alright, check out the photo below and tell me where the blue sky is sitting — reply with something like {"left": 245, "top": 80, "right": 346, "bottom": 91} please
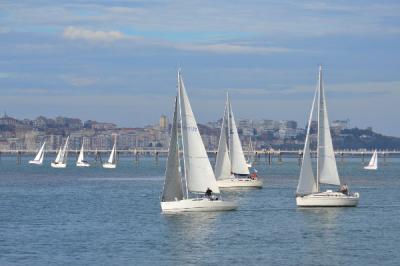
{"left": 0, "top": 0, "right": 399, "bottom": 135}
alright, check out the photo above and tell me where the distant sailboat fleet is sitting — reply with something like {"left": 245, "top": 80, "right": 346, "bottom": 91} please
{"left": 25, "top": 66, "right": 371, "bottom": 211}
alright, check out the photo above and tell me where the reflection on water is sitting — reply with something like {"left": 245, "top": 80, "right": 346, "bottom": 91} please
{"left": 161, "top": 212, "right": 221, "bottom": 264}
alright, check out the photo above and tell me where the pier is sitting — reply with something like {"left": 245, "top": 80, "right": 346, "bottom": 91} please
{"left": 1, "top": 149, "right": 399, "bottom": 165}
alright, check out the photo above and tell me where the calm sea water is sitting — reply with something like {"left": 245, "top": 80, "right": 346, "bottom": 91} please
{"left": 0, "top": 155, "right": 399, "bottom": 266}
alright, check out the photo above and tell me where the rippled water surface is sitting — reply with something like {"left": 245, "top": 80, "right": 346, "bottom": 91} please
{"left": 0, "top": 155, "right": 399, "bottom": 265}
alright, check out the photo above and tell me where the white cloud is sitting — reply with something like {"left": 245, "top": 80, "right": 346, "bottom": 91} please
{"left": 63, "top": 26, "right": 125, "bottom": 42}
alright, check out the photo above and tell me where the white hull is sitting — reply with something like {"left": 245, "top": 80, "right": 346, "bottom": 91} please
{"left": 217, "top": 178, "right": 263, "bottom": 188}
{"left": 103, "top": 163, "right": 116, "bottom": 169}
{"left": 161, "top": 198, "right": 237, "bottom": 212}
{"left": 51, "top": 162, "right": 67, "bottom": 168}
{"left": 296, "top": 191, "right": 360, "bottom": 207}
{"left": 29, "top": 160, "right": 42, "bottom": 165}
{"left": 77, "top": 162, "right": 90, "bottom": 167}
{"left": 364, "top": 166, "right": 377, "bottom": 170}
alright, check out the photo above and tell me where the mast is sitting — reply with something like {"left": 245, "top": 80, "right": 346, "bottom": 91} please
{"left": 227, "top": 92, "right": 231, "bottom": 156}
{"left": 316, "top": 65, "right": 322, "bottom": 192}
{"left": 178, "top": 70, "right": 189, "bottom": 199}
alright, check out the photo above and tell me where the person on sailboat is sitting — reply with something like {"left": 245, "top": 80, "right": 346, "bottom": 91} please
{"left": 339, "top": 184, "right": 349, "bottom": 195}
{"left": 205, "top": 187, "right": 213, "bottom": 199}
{"left": 250, "top": 170, "right": 258, "bottom": 180}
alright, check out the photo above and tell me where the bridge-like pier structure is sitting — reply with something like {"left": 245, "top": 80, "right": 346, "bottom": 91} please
{"left": 1, "top": 149, "right": 399, "bottom": 165}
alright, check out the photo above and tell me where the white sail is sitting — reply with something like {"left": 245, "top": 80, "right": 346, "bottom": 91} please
{"left": 366, "top": 150, "right": 378, "bottom": 169}
{"left": 297, "top": 86, "right": 318, "bottom": 195}
{"left": 162, "top": 96, "right": 184, "bottom": 201}
{"left": 227, "top": 95, "right": 250, "bottom": 175}
{"left": 108, "top": 141, "right": 116, "bottom": 164}
{"left": 59, "top": 136, "right": 69, "bottom": 164}
{"left": 33, "top": 142, "right": 46, "bottom": 162}
{"left": 317, "top": 67, "right": 341, "bottom": 186}
{"left": 247, "top": 137, "right": 255, "bottom": 166}
{"left": 178, "top": 72, "right": 220, "bottom": 193}
{"left": 215, "top": 101, "right": 232, "bottom": 180}
{"left": 77, "top": 143, "right": 85, "bottom": 163}
{"left": 54, "top": 148, "right": 62, "bottom": 163}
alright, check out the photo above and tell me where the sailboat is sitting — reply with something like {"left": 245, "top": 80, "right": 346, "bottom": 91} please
{"left": 296, "top": 66, "right": 359, "bottom": 207}
{"left": 246, "top": 137, "right": 255, "bottom": 168}
{"left": 215, "top": 93, "right": 263, "bottom": 188}
{"left": 160, "top": 71, "right": 237, "bottom": 212}
{"left": 29, "top": 141, "right": 46, "bottom": 165}
{"left": 103, "top": 136, "right": 117, "bottom": 169}
{"left": 364, "top": 150, "right": 378, "bottom": 170}
{"left": 51, "top": 136, "right": 69, "bottom": 168}
{"left": 76, "top": 140, "right": 90, "bottom": 167}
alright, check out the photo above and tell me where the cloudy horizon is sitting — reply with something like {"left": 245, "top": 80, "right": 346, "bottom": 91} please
{"left": 0, "top": 0, "right": 399, "bottom": 136}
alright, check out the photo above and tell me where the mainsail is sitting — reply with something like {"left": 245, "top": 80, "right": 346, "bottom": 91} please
{"left": 77, "top": 142, "right": 85, "bottom": 163}
{"left": 161, "top": 96, "right": 184, "bottom": 201}
{"left": 297, "top": 86, "right": 318, "bottom": 195}
{"left": 215, "top": 100, "right": 232, "bottom": 180}
{"left": 60, "top": 136, "right": 69, "bottom": 164}
{"left": 178, "top": 71, "right": 220, "bottom": 193}
{"left": 33, "top": 142, "right": 46, "bottom": 163}
{"left": 317, "top": 67, "right": 341, "bottom": 186}
{"left": 108, "top": 141, "right": 116, "bottom": 164}
{"left": 54, "top": 147, "right": 62, "bottom": 163}
{"left": 227, "top": 95, "right": 250, "bottom": 175}
{"left": 367, "top": 150, "right": 378, "bottom": 169}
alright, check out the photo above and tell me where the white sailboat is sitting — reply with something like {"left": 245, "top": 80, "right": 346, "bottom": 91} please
{"left": 51, "top": 136, "right": 69, "bottom": 168}
{"left": 160, "top": 71, "right": 237, "bottom": 212}
{"left": 76, "top": 140, "right": 90, "bottom": 167}
{"left": 364, "top": 150, "right": 378, "bottom": 170}
{"left": 215, "top": 93, "right": 262, "bottom": 188}
{"left": 246, "top": 137, "right": 255, "bottom": 168}
{"left": 103, "top": 136, "right": 117, "bottom": 169}
{"left": 296, "top": 66, "right": 359, "bottom": 207}
{"left": 29, "top": 141, "right": 46, "bottom": 165}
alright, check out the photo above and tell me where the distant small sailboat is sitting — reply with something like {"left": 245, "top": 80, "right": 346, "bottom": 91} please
{"left": 296, "top": 66, "right": 359, "bottom": 207}
{"left": 246, "top": 137, "right": 255, "bottom": 168}
{"left": 103, "top": 137, "right": 117, "bottom": 169}
{"left": 29, "top": 141, "right": 46, "bottom": 165}
{"left": 215, "top": 93, "right": 262, "bottom": 188}
{"left": 76, "top": 141, "right": 90, "bottom": 167}
{"left": 364, "top": 150, "right": 378, "bottom": 170}
{"left": 51, "top": 137, "right": 69, "bottom": 168}
{"left": 160, "top": 70, "right": 237, "bottom": 212}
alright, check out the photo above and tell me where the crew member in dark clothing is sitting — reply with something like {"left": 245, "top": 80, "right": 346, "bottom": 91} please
{"left": 205, "top": 187, "right": 212, "bottom": 198}
{"left": 339, "top": 184, "right": 349, "bottom": 195}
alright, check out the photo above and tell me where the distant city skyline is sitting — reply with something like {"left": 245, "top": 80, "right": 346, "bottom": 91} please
{"left": 0, "top": 1, "right": 399, "bottom": 135}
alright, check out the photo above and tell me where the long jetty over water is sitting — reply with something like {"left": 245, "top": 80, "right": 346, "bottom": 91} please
{"left": 1, "top": 149, "right": 399, "bottom": 165}
{"left": 1, "top": 149, "right": 399, "bottom": 155}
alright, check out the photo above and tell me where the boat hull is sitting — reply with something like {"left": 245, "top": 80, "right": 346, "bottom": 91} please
{"left": 296, "top": 191, "right": 360, "bottom": 207}
{"left": 51, "top": 162, "right": 66, "bottom": 168}
{"left": 103, "top": 163, "right": 116, "bottom": 169}
{"left": 77, "top": 162, "right": 90, "bottom": 167}
{"left": 161, "top": 198, "right": 237, "bottom": 212}
{"left": 29, "top": 160, "right": 42, "bottom": 165}
{"left": 217, "top": 178, "right": 263, "bottom": 188}
{"left": 364, "top": 166, "right": 377, "bottom": 170}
